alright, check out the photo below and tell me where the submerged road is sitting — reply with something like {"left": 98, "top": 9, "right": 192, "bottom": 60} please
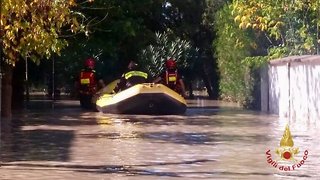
{"left": 0, "top": 99, "right": 319, "bottom": 179}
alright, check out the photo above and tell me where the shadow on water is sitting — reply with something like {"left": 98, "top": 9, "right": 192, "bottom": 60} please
{"left": 78, "top": 128, "right": 270, "bottom": 146}
{"left": 0, "top": 159, "right": 217, "bottom": 178}
{"left": 17, "top": 115, "right": 100, "bottom": 126}
{"left": 1, "top": 125, "right": 74, "bottom": 162}
{"left": 88, "top": 109, "right": 273, "bottom": 146}
{"left": 1, "top": 100, "right": 87, "bottom": 162}
{"left": 139, "top": 131, "right": 270, "bottom": 146}
{"left": 1, "top": 161, "right": 312, "bottom": 178}
{"left": 1, "top": 112, "right": 76, "bottom": 163}
{"left": 98, "top": 109, "right": 274, "bottom": 128}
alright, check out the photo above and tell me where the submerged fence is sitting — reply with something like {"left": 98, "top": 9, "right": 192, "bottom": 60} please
{"left": 261, "top": 55, "right": 320, "bottom": 124}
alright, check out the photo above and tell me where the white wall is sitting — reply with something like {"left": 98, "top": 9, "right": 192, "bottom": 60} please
{"left": 263, "top": 55, "right": 320, "bottom": 125}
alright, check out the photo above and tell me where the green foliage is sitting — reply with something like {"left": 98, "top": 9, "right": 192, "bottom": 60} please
{"left": 267, "top": 46, "right": 290, "bottom": 60}
{"left": 82, "top": 0, "right": 162, "bottom": 55}
{"left": 214, "top": 3, "right": 267, "bottom": 107}
{"left": 203, "top": 0, "right": 229, "bottom": 28}
{"left": 214, "top": 4, "right": 248, "bottom": 104}
{"left": 213, "top": 0, "right": 320, "bottom": 107}
{"left": 47, "top": 0, "right": 166, "bottom": 86}
{"left": 243, "top": 56, "right": 268, "bottom": 68}
{"left": 138, "top": 30, "right": 196, "bottom": 77}
{"left": 1, "top": 0, "right": 79, "bottom": 65}
{"left": 232, "top": 0, "right": 320, "bottom": 55}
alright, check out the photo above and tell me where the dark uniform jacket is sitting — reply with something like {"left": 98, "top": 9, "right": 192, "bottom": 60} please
{"left": 114, "top": 69, "right": 150, "bottom": 92}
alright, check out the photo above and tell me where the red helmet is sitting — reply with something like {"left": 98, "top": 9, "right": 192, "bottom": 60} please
{"left": 85, "top": 57, "right": 95, "bottom": 69}
{"left": 165, "top": 58, "right": 176, "bottom": 69}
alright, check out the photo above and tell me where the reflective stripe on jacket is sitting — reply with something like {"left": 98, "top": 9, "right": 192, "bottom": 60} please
{"left": 124, "top": 70, "right": 148, "bottom": 79}
{"left": 79, "top": 70, "right": 97, "bottom": 94}
{"left": 165, "top": 70, "right": 177, "bottom": 85}
{"left": 80, "top": 71, "right": 95, "bottom": 85}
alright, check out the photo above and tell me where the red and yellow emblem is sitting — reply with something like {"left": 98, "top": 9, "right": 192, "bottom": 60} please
{"left": 275, "top": 124, "right": 299, "bottom": 161}
{"left": 266, "top": 124, "right": 308, "bottom": 171}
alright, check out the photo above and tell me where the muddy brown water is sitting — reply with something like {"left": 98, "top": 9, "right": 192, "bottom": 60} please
{"left": 0, "top": 99, "right": 319, "bottom": 179}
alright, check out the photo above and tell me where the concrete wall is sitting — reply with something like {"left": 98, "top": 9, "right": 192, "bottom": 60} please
{"left": 262, "top": 55, "right": 320, "bottom": 124}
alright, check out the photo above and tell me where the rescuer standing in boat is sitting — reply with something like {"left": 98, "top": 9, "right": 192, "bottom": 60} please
{"left": 153, "top": 58, "right": 186, "bottom": 98}
{"left": 113, "top": 60, "right": 150, "bottom": 93}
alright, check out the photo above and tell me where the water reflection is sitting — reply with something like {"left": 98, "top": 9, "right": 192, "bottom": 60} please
{"left": 0, "top": 99, "right": 319, "bottom": 179}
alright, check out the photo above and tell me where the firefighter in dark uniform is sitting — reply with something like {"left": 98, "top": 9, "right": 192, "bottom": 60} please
{"left": 153, "top": 58, "right": 186, "bottom": 98}
{"left": 113, "top": 61, "right": 150, "bottom": 93}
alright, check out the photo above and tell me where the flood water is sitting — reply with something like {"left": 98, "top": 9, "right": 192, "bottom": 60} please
{"left": 0, "top": 99, "right": 319, "bottom": 179}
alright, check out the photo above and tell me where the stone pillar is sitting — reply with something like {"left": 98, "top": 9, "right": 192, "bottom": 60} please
{"left": 260, "top": 64, "right": 269, "bottom": 112}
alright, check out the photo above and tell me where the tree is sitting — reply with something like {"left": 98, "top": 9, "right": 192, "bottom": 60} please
{"left": 232, "top": 0, "right": 320, "bottom": 55}
{"left": 52, "top": 0, "right": 167, "bottom": 86}
{"left": 214, "top": 4, "right": 251, "bottom": 103}
{"left": 211, "top": 0, "right": 320, "bottom": 107}
{"left": 158, "top": 0, "right": 229, "bottom": 99}
{"left": 138, "top": 30, "right": 197, "bottom": 78}
{"left": 0, "top": 0, "right": 79, "bottom": 118}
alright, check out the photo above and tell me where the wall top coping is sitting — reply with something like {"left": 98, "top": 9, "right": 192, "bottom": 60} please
{"left": 269, "top": 55, "right": 320, "bottom": 66}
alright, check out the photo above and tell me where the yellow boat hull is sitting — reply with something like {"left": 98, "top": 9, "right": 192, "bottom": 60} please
{"left": 96, "top": 83, "right": 187, "bottom": 115}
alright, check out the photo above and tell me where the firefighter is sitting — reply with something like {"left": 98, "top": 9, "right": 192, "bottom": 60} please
{"left": 78, "top": 57, "right": 101, "bottom": 109}
{"left": 113, "top": 60, "right": 150, "bottom": 93}
{"left": 153, "top": 58, "right": 186, "bottom": 98}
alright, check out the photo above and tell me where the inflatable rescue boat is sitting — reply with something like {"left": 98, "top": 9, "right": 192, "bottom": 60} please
{"left": 96, "top": 83, "right": 187, "bottom": 115}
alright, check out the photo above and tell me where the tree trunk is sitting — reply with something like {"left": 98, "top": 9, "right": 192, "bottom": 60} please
{"left": 201, "top": 72, "right": 214, "bottom": 98}
{"left": 201, "top": 53, "right": 219, "bottom": 100}
{"left": 12, "top": 59, "right": 25, "bottom": 110}
{"left": 201, "top": 56, "right": 214, "bottom": 99}
{"left": 1, "top": 64, "right": 13, "bottom": 118}
{"left": 188, "top": 80, "right": 194, "bottom": 99}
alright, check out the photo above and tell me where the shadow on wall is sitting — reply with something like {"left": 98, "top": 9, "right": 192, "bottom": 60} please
{"left": 308, "top": 65, "right": 320, "bottom": 122}
{"left": 246, "top": 68, "right": 262, "bottom": 110}
{"left": 268, "top": 64, "right": 288, "bottom": 116}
